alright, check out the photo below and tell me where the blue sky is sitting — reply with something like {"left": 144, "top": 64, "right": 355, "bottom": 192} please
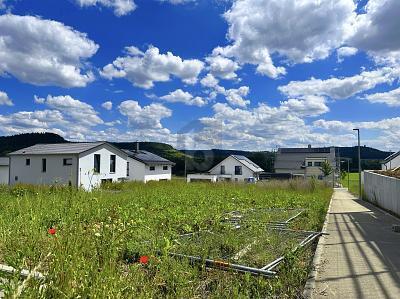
{"left": 0, "top": 0, "right": 399, "bottom": 151}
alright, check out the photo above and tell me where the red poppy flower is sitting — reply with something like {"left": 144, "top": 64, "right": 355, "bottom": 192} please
{"left": 139, "top": 255, "right": 149, "bottom": 264}
{"left": 48, "top": 227, "right": 56, "bottom": 235}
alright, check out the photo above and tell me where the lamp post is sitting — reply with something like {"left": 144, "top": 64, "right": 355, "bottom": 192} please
{"left": 353, "top": 129, "right": 361, "bottom": 200}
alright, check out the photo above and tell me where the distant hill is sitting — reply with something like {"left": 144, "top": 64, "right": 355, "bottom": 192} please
{"left": 337, "top": 146, "right": 393, "bottom": 171}
{"left": 0, "top": 133, "right": 67, "bottom": 156}
{"left": 0, "top": 133, "right": 393, "bottom": 174}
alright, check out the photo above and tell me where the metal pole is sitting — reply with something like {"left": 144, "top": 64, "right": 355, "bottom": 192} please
{"left": 353, "top": 129, "right": 361, "bottom": 200}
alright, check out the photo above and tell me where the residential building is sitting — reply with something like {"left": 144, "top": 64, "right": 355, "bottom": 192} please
{"left": 381, "top": 151, "right": 400, "bottom": 170}
{"left": 8, "top": 142, "right": 128, "bottom": 190}
{"left": 0, "top": 157, "right": 9, "bottom": 185}
{"left": 187, "top": 155, "right": 264, "bottom": 182}
{"left": 274, "top": 146, "right": 336, "bottom": 178}
{"left": 124, "top": 149, "right": 175, "bottom": 182}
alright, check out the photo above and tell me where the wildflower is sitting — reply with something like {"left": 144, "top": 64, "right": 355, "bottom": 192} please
{"left": 48, "top": 227, "right": 56, "bottom": 235}
{"left": 139, "top": 255, "right": 149, "bottom": 265}
{"left": 95, "top": 232, "right": 101, "bottom": 237}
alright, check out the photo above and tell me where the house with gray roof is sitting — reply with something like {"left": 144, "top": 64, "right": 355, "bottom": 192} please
{"left": 123, "top": 148, "right": 175, "bottom": 182}
{"left": 187, "top": 155, "right": 264, "bottom": 183}
{"left": 274, "top": 145, "right": 336, "bottom": 178}
{"left": 381, "top": 151, "right": 400, "bottom": 170}
{"left": 8, "top": 142, "right": 128, "bottom": 190}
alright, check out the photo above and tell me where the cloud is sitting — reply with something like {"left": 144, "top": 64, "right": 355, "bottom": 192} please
{"left": 216, "top": 0, "right": 356, "bottom": 78}
{"left": 279, "top": 67, "right": 400, "bottom": 99}
{"left": 363, "top": 87, "right": 400, "bottom": 107}
{"left": 0, "top": 14, "right": 98, "bottom": 88}
{"left": 280, "top": 96, "right": 329, "bottom": 117}
{"left": 34, "top": 95, "right": 103, "bottom": 126}
{"left": 101, "top": 45, "right": 204, "bottom": 89}
{"left": 337, "top": 46, "right": 358, "bottom": 62}
{"left": 200, "top": 73, "right": 219, "bottom": 88}
{"left": 224, "top": 86, "right": 250, "bottom": 107}
{"left": 0, "top": 91, "right": 13, "bottom": 106}
{"left": 118, "top": 100, "right": 172, "bottom": 129}
{"left": 205, "top": 53, "right": 240, "bottom": 80}
{"left": 75, "top": 0, "right": 136, "bottom": 16}
{"left": 160, "top": 89, "right": 207, "bottom": 106}
{"left": 101, "top": 101, "right": 113, "bottom": 110}
{"left": 348, "top": 0, "right": 400, "bottom": 65}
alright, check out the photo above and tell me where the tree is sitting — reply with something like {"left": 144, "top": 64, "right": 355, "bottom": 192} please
{"left": 320, "top": 161, "right": 333, "bottom": 177}
{"left": 340, "top": 170, "right": 347, "bottom": 181}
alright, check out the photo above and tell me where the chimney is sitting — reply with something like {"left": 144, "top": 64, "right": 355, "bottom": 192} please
{"left": 136, "top": 141, "right": 139, "bottom": 152}
{"left": 308, "top": 144, "right": 312, "bottom": 149}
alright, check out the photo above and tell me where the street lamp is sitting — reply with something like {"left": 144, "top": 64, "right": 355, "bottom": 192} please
{"left": 353, "top": 128, "right": 362, "bottom": 200}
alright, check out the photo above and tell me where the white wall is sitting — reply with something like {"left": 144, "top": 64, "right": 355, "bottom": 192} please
{"left": 0, "top": 165, "right": 9, "bottom": 184}
{"left": 144, "top": 164, "right": 172, "bottom": 182}
{"left": 364, "top": 170, "right": 400, "bottom": 216}
{"left": 381, "top": 154, "right": 400, "bottom": 170}
{"left": 126, "top": 157, "right": 146, "bottom": 181}
{"left": 78, "top": 144, "right": 127, "bottom": 190}
{"left": 9, "top": 155, "right": 78, "bottom": 186}
{"left": 209, "top": 156, "right": 254, "bottom": 181}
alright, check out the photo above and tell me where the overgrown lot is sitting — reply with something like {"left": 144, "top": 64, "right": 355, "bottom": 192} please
{"left": 0, "top": 180, "right": 332, "bottom": 298}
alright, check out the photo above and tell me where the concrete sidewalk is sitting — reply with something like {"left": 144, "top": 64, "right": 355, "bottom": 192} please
{"left": 311, "top": 188, "right": 400, "bottom": 298}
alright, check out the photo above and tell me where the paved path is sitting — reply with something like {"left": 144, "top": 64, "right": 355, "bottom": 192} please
{"left": 311, "top": 188, "right": 400, "bottom": 298}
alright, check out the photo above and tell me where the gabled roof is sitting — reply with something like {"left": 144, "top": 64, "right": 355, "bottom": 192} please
{"left": 0, "top": 157, "right": 9, "bottom": 166}
{"left": 231, "top": 155, "right": 264, "bottom": 172}
{"left": 8, "top": 142, "right": 127, "bottom": 156}
{"left": 124, "top": 149, "right": 175, "bottom": 166}
{"left": 382, "top": 151, "right": 400, "bottom": 163}
{"left": 210, "top": 155, "right": 264, "bottom": 173}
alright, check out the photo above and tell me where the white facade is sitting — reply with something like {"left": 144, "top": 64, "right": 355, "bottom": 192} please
{"left": 381, "top": 152, "right": 400, "bottom": 170}
{"left": 187, "top": 155, "right": 263, "bottom": 183}
{"left": 0, "top": 157, "right": 9, "bottom": 185}
{"left": 209, "top": 156, "right": 256, "bottom": 181}
{"left": 9, "top": 143, "right": 128, "bottom": 190}
{"left": 127, "top": 157, "right": 172, "bottom": 183}
{"left": 78, "top": 144, "right": 128, "bottom": 189}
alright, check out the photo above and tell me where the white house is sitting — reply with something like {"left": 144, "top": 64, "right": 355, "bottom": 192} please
{"left": 381, "top": 151, "right": 400, "bottom": 170}
{"left": 124, "top": 149, "right": 175, "bottom": 182}
{"left": 8, "top": 142, "right": 128, "bottom": 190}
{"left": 0, "top": 157, "right": 9, "bottom": 185}
{"left": 187, "top": 155, "right": 264, "bottom": 183}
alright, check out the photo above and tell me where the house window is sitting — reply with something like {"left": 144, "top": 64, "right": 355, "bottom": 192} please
{"left": 221, "top": 165, "right": 225, "bottom": 174}
{"left": 235, "top": 166, "right": 242, "bottom": 175}
{"left": 149, "top": 166, "right": 155, "bottom": 171}
{"left": 127, "top": 162, "right": 130, "bottom": 176}
{"left": 63, "top": 158, "right": 72, "bottom": 166}
{"left": 26, "top": 158, "right": 30, "bottom": 166}
{"left": 307, "top": 162, "right": 313, "bottom": 167}
{"left": 314, "top": 162, "right": 322, "bottom": 167}
{"left": 94, "top": 154, "right": 101, "bottom": 173}
{"left": 110, "top": 155, "right": 116, "bottom": 173}
{"left": 42, "top": 158, "right": 47, "bottom": 173}
{"left": 163, "top": 165, "right": 168, "bottom": 171}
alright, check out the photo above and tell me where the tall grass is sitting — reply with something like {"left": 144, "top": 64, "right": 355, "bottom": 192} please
{"left": 0, "top": 180, "right": 332, "bottom": 298}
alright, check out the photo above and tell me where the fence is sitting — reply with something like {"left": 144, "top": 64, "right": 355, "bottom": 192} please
{"left": 363, "top": 170, "right": 400, "bottom": 216}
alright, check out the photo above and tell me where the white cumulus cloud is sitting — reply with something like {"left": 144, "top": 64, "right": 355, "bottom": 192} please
{"left": 337, "top": 46, "right": 358, "bottom": 62}
{"left": 0, "top": 91, "right": 13, "bottom": 106}
{"left": 160, "top": 89, "right": 207, "bottom": 106}
{"left": 118, "top": 100, "right": 172, "bottom": 129}
{"left": 0, "top": 14, "right": 98, "bottom": 88}
{"left": 101, "top": 101, "right": 113, "bottom": 110}
{"left": 363, "top": 87, "right": 400, "bottom": 107}
{"left": 101, "top": 45, "right": 204, "bottom": 89}
{"left": 75, "top": 0, "right": 136, "bottom": 16}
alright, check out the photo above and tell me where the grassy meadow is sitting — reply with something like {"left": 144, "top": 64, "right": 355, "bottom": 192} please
{"left": 0, "top": 180, "right": 332, "bottom": 298}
